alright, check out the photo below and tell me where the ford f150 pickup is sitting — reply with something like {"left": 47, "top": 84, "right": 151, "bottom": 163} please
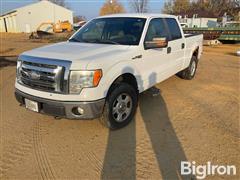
{"left": 15, "top": 14, "right": 203, "bottom": 129}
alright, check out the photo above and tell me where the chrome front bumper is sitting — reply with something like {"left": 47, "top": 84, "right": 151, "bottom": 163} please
{"left": 15, "top": 89, "right": 105, "bottom": 119}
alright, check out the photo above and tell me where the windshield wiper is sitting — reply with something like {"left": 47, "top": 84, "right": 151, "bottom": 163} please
{"left": 70, "top": 38, "right": 121, "bottom": 45}
{"left": 69, "top": 38, "right": 81, "bottom": 42}
{"left": 98, "top": 39, "right": 120, "bottom": 45}
{"left": 88, "top": 39, "right": 121, "bottom": 45}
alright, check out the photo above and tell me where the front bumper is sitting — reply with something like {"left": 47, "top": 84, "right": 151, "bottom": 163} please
{"left": 15, "top": 89, "right": 105, "bottom": 119}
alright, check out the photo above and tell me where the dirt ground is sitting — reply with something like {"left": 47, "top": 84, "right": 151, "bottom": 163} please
{"left": 0, "top": 33, "right": 239, "bottom": 179}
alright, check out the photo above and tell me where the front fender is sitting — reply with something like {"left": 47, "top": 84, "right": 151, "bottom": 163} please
{"left": 101, "top": 62, "right": 142, "bottom": 97}
{"left": 78, "top": 62, "right": 142, "bottom": 101}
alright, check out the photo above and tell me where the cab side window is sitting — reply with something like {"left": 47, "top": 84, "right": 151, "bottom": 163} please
{"left": 165, "top": 18, "right": 182, "bottom": 40}
{"left": 145, "top": 18, "right": 170, "bottom": 42}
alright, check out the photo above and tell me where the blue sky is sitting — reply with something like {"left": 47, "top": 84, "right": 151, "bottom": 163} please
{"left": 1, "top": 0, "right": 165, "bottom": 19}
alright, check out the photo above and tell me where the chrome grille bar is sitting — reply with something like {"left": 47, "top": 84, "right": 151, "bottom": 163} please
{"left": 22, "top": 63, "right": 58, "bottom": 74}
{"left": 17, "top": 55, "right": 71, "bottom": 94}
{"left": 21, "top": 76, "right": 56, "bottom": 88}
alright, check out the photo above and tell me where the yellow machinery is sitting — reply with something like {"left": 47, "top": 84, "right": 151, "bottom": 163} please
{"left": 37, "top": 21, "right": 72, "bottom": 33}
{"left": 29, "top": 21, "right": 72, "bottom": 39}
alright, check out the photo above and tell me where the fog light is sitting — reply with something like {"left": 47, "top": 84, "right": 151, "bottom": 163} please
{"left": 77, "top": 107, "right": 84, "bottom": 114}
{"left": 72, "top": 107, "right": 84, "bottom": 116}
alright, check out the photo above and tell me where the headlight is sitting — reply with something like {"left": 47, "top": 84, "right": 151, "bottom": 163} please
{"left": 16, "top": 60, "right": 22, "bottom": 79}
{"left": 69, "top": 70, "right": 102, "bottom": 94}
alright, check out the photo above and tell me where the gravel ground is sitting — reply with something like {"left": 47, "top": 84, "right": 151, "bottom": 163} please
{"left": 0, "top": 33, "right": 239, "bottom": 179}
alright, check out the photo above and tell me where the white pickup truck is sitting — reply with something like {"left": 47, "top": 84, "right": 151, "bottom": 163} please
{"left": 15, "top": 14, "right": 203, "bottom": 129}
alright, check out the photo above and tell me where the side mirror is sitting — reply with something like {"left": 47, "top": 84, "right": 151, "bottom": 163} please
{"left": 145, "top": 37, "right": 168, "bottom": 49}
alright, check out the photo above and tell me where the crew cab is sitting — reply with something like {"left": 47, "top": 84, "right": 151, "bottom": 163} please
{"left": 15, "top": 14, "right": 203, "bottom": 129}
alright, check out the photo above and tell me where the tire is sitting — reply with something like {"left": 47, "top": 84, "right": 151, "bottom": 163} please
{"left": 177, "top": 56, "right": 198, "bottom": 80}
{"left": 100, "top": 82, "right": 138, "bottom": 130}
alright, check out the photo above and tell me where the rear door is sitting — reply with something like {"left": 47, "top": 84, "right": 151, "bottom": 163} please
{"left": 165, "top": 18, "right": 185, "bottom": 72}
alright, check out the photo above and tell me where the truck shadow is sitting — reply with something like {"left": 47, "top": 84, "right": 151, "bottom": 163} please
{"left": 0, "top": 56, "right": 17, "bottom": 69}
{"left": 101, "top": 69, "right": 193, "bottom": 179}
{"left": 139, "top": 72, "right": 193, "bottom": 179}
{"left": 101, "top": 118, "right": 136, "bottom": 179}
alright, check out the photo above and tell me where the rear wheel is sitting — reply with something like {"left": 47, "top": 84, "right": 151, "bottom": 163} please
{"left": 100, "top": 83, "right": 138, "bottom": 130}
{"left": 177, "top": 56, "right": 198, "bottom": 80}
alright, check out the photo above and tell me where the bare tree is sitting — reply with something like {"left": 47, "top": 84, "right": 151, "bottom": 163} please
{"left": 162, "top": 0, "right": 173, "bottom": 14}
{"left": 129, "top": 0, "right": 149, "bottom": 13}
{"left": 162, "top": 0, "right": 239, "bottom": 18}
{"left": 73, "top": 15, "right": 86, "bottom": 23}
{"left": 163, "top": 0, "right": 190, "bottom": 15}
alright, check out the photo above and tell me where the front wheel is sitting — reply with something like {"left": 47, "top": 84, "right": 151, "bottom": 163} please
{"left": 100, "top": 83, "right": 138, "bottom": 130}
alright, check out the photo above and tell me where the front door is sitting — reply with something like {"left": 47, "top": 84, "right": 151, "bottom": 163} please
{"left": 138, "top": 18, "right": 172, "bottom": 90}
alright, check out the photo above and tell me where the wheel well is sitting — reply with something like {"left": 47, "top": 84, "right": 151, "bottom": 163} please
{"left": 193, "top": 47, "right": 199, "bottom": 58}
{"left": 107, "top": 73, "right": 138, "bottom": 97}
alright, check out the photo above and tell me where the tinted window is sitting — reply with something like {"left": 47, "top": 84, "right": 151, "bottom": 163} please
{"left": 70, "top": 18, "right": 146, "bottom": 45}
{"left": 165, "top": 18, "right": 182, "bottom": 40}
{"left": 145, "top": 18, "right": 170, "bottom": 41}
{"left": 82, "top": 21, "right": 105, "bottom": 40}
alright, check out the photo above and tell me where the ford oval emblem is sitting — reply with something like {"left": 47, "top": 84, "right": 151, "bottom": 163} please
{"left": 29, "top": 71, "right": 40, "bottom": 80}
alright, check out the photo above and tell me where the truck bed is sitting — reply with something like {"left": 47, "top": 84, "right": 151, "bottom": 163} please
{"left": 183, "top": 33, "right": 203, "bottom": 68}
{"left": 184, "top": 33, "right": 202, "bottom": 38}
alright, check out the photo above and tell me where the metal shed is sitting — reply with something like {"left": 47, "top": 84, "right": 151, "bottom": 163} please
{"left": 0, "top": 0, "right": 73, "bottom": 33}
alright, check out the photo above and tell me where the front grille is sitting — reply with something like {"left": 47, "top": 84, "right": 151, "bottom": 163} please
{"left": 22, "top": 61, "right": 58, "bottom": 69}
{"left": 19, "top": 61, "right": 64, "bottom": 93}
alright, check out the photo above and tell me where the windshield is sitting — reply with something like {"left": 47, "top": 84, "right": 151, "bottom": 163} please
{"left": 69, "top": 17, "right": 146, "bottom": 45}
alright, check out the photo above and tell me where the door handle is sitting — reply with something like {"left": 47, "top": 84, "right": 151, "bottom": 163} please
{"left": 181, "top": 43, "right": 185, "bottom": 49}
{"left": 167, "top": 47, "right": 171, "bottom": 54}
{"left": 132, "top": 55, "right": 142, "bottom": 60}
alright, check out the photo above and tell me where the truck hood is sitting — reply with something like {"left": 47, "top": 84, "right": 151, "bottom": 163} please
{"left": 21, "top": 42, "right": 132, "bottom": 69}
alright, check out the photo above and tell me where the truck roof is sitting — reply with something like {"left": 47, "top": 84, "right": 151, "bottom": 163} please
{"left": 97, "top": 13, "right": 176, "bottom": 19}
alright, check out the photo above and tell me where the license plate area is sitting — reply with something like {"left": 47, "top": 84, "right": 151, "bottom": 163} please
{"left": 25, "top": 99, "right": 39, "bottom": 112}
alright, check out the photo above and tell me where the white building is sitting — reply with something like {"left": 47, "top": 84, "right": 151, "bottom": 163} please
{"left": 179, "top": 16, "right": 218, "bottom": 28}
{"left": 0, "top": 0, "right": 73, "bottom": 33}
